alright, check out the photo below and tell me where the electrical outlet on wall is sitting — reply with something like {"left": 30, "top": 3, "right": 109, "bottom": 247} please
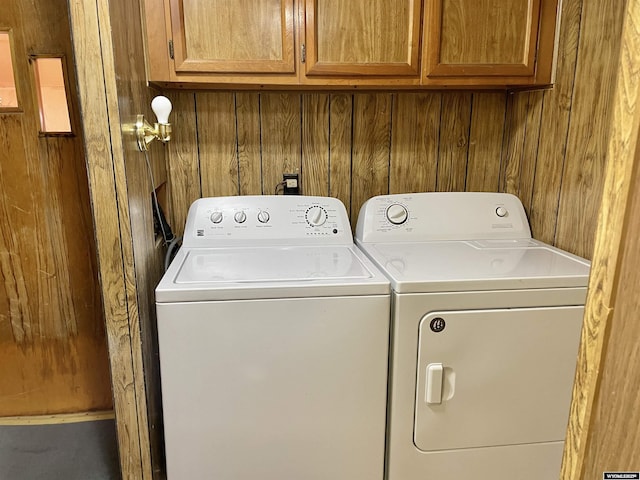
{"left": 283, "top": 173, "right": 300, "bottom": 195}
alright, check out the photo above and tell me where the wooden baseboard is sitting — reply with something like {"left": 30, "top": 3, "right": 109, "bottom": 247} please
{"left": 0, "top": 410, "right": 115, "bottom": 425}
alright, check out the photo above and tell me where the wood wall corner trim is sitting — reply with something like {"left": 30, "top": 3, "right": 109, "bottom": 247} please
{"left": 560, "top": 0, "right": 640, "bottom": 477}
{"left": 67, "top": 0, "right": 151, "bottom": 478}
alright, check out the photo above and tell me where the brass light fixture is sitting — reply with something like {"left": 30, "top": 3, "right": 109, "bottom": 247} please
{"left": 136, "top": 95, "right": 173, "bottom": 151}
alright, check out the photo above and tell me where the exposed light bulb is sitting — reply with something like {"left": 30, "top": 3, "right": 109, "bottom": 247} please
{"left": 151, "top": 95, "right": 172, "bottom": 124}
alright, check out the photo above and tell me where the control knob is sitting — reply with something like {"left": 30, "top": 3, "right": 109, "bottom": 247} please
{"left": 210, "top": 211, "right": 223, "bottom": 224}
{"left": 257, "top": 210, "right": 270, "bottom": 224}
{"left": 495, "top": 206, "right": 508, "bottom": 218}
{"left": 234, "top": 211, "right": 247, "bottom": 224}
{"left": 386, "top": 204, "right": 408, "bottom": 225}
{"left": 306, "top": 206, "right": 327, "bottom": 227}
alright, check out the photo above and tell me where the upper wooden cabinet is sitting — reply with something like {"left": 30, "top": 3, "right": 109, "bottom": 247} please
{"left": 142, "top": 0, "right": 560, "bottom": 88}
{"left": 302, "top": 0, "right": 422, "bottom": 78}
{"left": 143, "top": 0, "right": 300, "bottom": 85}
{"left": 422, "top": 0, "right": 560, "bottom": 86}
{"left": 168, "top": 0, "right": 295, "bottom": 74}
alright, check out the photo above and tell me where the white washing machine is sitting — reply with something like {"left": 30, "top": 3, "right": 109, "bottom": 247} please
{"left": 155, "top": 195, "right": 390, "bottom": 480}
{"left": 355, "top": 192, "right": 590, "bottom": 480}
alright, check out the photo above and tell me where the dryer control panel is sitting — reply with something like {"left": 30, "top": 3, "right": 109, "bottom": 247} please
{"left": 183, "top": 196, "right": 353, "bottom": 247}
{"left": 355, "top": 193, "right": 531, "bottom": 243}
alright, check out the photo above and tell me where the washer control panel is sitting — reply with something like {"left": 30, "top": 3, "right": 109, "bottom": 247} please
{"left": 183, "top": 195, "right": 352, "bottom": 247}
{"left": 355, "top": 192, "right": 531, "bottom": 243}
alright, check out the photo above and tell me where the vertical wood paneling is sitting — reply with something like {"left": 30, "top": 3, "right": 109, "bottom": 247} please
{"left": 466, "top": 93, "right": 506, "bottom": 192}
{"left": 328, "top": 94, "right": 353, "bottom": 214}
{"left": 436, "top": 93, "right": 472, "bottom": 191}
{"left": 518, "top": 91, "right": 544, "bottom": 214}
{"left": 390, "top": 93, "right": 440, "bottom": 193}
{"left": 197, "top": 92, "right": 239, "bottom": 197}
{"left": 302, "top": 94, "right": 330, "bottom": 196}
{"left": 528, "top": 0, "right": 583, "bottom": 244}
{"left": 351, "top": 93, "right": 392, "bottom": 219}
{"left": 236, "top": 92, "right": 263, "bottom": 195}
{"left": 167, "top": 91, "right": 200, "bottom": 236}
{"left": 500, "top": 93, "right": 528, "bottom": 194}
{"left": 67, "top": 0, "right": 147, "bottom": 476}
{"left": 554, "top": 0, "right": 626, "bottom": 259}
{"left": 259, "top": 93, "right": 302, "bottom": 194}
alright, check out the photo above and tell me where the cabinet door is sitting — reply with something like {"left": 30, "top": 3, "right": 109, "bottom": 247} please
{"left": 424, "top": 0, "right": 554, "bottom": 80}
{"left": 168, "top": 0, "right": 295, "bottom": 74}
{"left": 304, "top": 0, "right": 423, "bottom": 77}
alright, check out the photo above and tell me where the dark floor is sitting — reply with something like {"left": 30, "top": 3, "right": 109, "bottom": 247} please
{"left": 0, "top": 419, "right": 120, "bottom": 480}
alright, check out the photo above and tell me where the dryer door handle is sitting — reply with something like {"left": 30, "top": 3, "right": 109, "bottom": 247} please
{"left": 425, "top": 363, "right": 444, "bottom": 404}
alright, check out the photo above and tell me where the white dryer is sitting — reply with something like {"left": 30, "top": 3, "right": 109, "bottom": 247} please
{"left": 355, "top": 192, "right": 590, "bottom": 480}
{"left": 156, "top": 196, "right": 390, "bottom": 480}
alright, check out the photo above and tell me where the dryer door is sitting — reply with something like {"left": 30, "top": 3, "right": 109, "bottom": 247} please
{"left": 414, "top": 306, "right": 583, "bottom": 451}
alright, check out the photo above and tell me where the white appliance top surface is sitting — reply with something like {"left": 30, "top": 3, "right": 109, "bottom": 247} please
{"left": 358, "top": 239, "right": 590, "bottom": 293}
{"left": 156, "top": 245, "right": 389, "bottom": 302}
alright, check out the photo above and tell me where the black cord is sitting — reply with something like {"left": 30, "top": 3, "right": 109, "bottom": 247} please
{"left": 274, "top": 181, "right": 286, "bottom": 195}
{"left": 144, "top": 149, "right": 171, "bottom": 245}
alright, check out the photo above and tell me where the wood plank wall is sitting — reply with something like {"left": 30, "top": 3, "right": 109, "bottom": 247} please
{"left": 167, "top": 0, "right": 624, "bottom": 261}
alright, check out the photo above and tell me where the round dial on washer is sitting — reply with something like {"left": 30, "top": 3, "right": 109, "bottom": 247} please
{"left": 234, "top": 211, "right": 247, "bottom": 224}
{"left": 210, "top": 211, "right": 223, "bottom": 224}
{"left": 257, "top": 210, "right": 270, "bottom": 224}
{"left": 495, "top": 206, "right": 508, "bottom": 217}
{"left": 386, "top": 204, "right": 409, "bottom": 225}
{"left": 306, "top": 206, "right": 328, "bottom": 227}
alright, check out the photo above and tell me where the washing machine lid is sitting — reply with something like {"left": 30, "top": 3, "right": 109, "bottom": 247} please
{"left": 357, "top": 238, "right": 590, "bottom": 293}
{"left": 156, "top": 245, "right": 390, "bottom": 302}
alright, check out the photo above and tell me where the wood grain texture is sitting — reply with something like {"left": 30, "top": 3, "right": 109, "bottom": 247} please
{"left": 390, "top": 93, "right": 441, "bottom": 194}
{"left": 518, "top": 92, "right": 544, "bottom": 214}
{"left": 528, "top": 0, "right": 583, "bottom": 244}
{"left": 182, "top": 0, "right": 285, "bottom": 60}
{"left": 103, "top": 0, "right": 176, "bottom": 475}
{"left": 0, "top": 0, "right": 109, "bottom": 416}
{"left": 197, "top": 92, "right": 239, "bottom": 197}
{"left": 260, "top": 93, "right": 302, "bottom": 194}
{"left": 500, "top": 91, "right": 543, "bottom": 218}
{"left": 328, "top": 94, "right": 353, "bottom": 215}
{"left": 0, "top": 410, "right": 114, "bottom": 425}
{"left": 561, "top": 1, "right": 640, "bottom": 478}
{"left": 466, "top": 93, "right": 506, "bottom": 192}
{"left": 70, "top": 0, "right": 180, "bottom": 476}
{"left": 301, "top": 94, "right": 330, "bottom": 196}
{"left": 167, "top": 91, "right": 200, "bottom": 236}
{"left": 351, "top": 94, "right": 392, "bottom": 220}
{"left": 582, "top": 129, "right": 640, "bottom": 475}
{"left": 236, "top": 93, "right": 263, "bottom": 195}
{"left": 500, "top": 93, "right": 528, "bottom": 195}
{"left": 436, "top": 93, "right": 472, "bottom": 191}
{"left": 424, "top": 0, "right": 549, "bottom": 80}
{"left": 440, "top": 0, "right": 533, "bottom": 64}
{"left": 305, "top": 0, "right": 422, "bottom": 76}
{"left": 67, "top": 0, "right": 146, "bottom": 477}
{"left": 170, "top": 0, "right": 295, "bottom": 73}
{"left": 555, "top": 0, "right": 626, "bottom": 259}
